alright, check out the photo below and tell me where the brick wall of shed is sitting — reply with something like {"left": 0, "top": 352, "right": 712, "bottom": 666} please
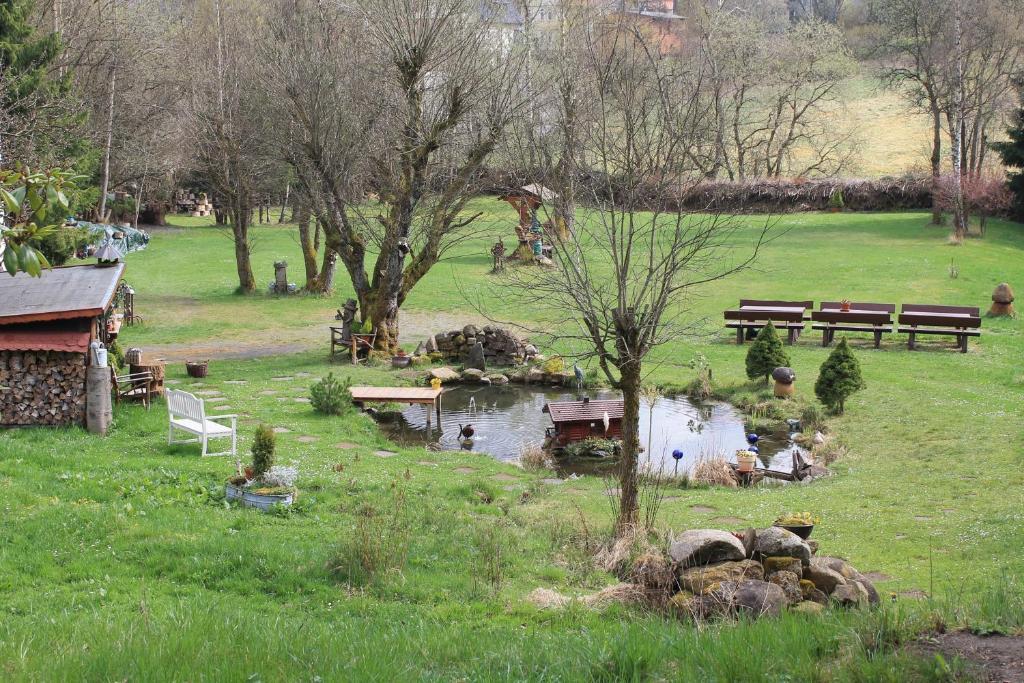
{"left": 0, "top": 350, "right": 88, "bottom": 426}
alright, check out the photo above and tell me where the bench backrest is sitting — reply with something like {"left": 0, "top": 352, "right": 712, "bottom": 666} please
{"left": 820, "top": 302, "right": 895, "bottom": 313}
{"left": 740, "top": 299, "right": 813, "bottom": 309}
{"left": 902, "top": 303, "right": 980, "bottom": 316}
{"left": 166, "top": 388, "right": 206, "bottom": 422}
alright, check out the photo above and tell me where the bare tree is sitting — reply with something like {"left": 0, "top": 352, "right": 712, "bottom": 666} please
{"left": 500, "top": 17, "right": 770, "bottom": 535}
{"left": 262, "top": 0, "right": 525, "bottom": 348}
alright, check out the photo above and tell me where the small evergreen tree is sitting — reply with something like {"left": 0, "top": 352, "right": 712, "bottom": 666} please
{"left": 993, "top": 78, "right": 1024, "bottom": 222}
{"left": 814, "top": 337, "right": 865, "bottom": 414}
{"left": 251, "top": 424, "right": 276, "bottom": 478}
{"left": 745, "top": 322, "right": 790, "bottom": 381}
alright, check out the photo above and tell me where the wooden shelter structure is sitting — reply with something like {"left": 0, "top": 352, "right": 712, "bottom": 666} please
{"left": 498, "top": 184, "right": 559, "bottom": 253}
{"left": 0, "top": 263, "right": 126, "bottom": 426}
{"left": 543, "top": 397, "right": 624, "bottom": 448}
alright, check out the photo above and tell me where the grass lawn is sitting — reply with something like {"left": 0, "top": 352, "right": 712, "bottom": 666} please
{"left": 2, "top": 206, "right": 1023, "bottom": 680}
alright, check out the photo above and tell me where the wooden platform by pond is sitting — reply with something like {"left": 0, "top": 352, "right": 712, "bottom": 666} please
{"left": 349, "top": 386, "right": 443, "bottom": 428}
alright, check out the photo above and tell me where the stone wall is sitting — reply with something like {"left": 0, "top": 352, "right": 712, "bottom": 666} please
{"left": 423, "top": 325, "right": 537, "bottom": 367}
{"left": 0, "top": 351, "right": 88, "bottom": 426}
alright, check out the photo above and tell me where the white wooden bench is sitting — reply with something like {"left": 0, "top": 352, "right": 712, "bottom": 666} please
{"left": 166, "top": 388, "right": 237, "bottom": 457}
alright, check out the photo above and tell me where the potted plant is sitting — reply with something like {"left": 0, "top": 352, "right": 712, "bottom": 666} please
{"left": 392, "top": 347, "right": 411, "bottom": 368}
{"left": 774, "top": 512, "right": 820, "bottom": 539}
{"left": 225, "top": 424, "right": 298, "bottom": 511}
{"left": 840, "top": 299, "right": 852, "bottom": 312}
{"left": 736, "top": 449, "right": 758, "bottom": 473}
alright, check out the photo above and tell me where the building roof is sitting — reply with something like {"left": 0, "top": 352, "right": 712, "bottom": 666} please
{"left": 544, "top": 399, "right": 624, "bottom": 424}
{"left": 0, "top": 263, "right": 125, "bottom": 325}
{"left": 0, "top": 324, "right": 91, "bottom": 353}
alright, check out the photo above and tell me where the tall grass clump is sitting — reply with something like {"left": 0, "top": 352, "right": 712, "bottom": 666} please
{"left": 329, "top": 483, "right": 411, "bottom": 587}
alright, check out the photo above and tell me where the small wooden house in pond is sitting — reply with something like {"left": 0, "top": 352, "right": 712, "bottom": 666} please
{"left": 543, "top": 397, "right": 624, "bottom": 448}
{"left": 0, "top": 263, "right": 125, "bottom": 426}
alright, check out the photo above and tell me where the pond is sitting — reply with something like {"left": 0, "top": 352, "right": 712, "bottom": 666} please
{"left": 376, "top": 384, "right": 805, "bottom": 477}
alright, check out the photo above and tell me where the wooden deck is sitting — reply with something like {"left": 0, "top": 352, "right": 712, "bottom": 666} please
{"left": 349, "top": 386, "right": 443, "bottom": 428}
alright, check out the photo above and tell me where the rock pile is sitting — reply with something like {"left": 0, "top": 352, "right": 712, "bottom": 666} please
{"left": 421, "top": 325, "right": 537, "bottom": 368}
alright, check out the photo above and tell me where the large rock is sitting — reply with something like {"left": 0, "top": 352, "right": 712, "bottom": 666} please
{"left": 669, "top": 530, "right": 746, "bottom": 569}
{"left": 428, "top": 367, "right": 460, "bottom": 383}
{"left": 462, "top": 324, "right": 479, "bottom": 338}
{"left": 425, "top": 335, "right": 438, "bottom": 353}
{"left": 678, "top": 559, "right": 763, "bottom": 595}
{"left": 791, "top": 600, "right": 825, "bottom": 616}
{"left": 486, "top": 374, "right": 509, "bottom": 385}
{"left": 804, "top": 561, "right": 847, "bottom": 595}
{"left": 754, "top": 527, "right": 812, "bottom": 566}
{"left": 732, "top": 580, "right": 787, "bottom": 618}
{"left": 768, "top": 570, "right": 803, "bottom": 605}
{"left": 461, "top": 368, "right": 487, "bottom": 383}
{"left": 465, "top": 342, "right": 486, "bottom": 371}
{"left": 831, "top": 582, "right": 867, "bottom": 608}
{"left": 526, "top": 366, "right": 545, "bottom": 383}
{"left": 814, "top": 557, "right": 880, "bottom": 606}
{"left": 762, "top": 556, "right": 803, "bottom": 576}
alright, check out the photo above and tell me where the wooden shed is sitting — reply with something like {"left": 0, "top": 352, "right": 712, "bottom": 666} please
{"left": 543, "top": 397, "right": 624, "bottom": 448}
{"left": 0, "top": 263, "right": 125, "bottom": 426}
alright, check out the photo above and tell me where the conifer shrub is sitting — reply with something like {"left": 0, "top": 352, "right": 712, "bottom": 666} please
{"left": 814, "top": 338, "right": 865, "bottom": 414}
{"left": 251, "top": 424, "right": 276, "bottom": 478}
{"left": 745, "top": 322, "right": 790, "bottom": 381}
{"left": 310, "top": 373, "right": 351, "bottom": 415}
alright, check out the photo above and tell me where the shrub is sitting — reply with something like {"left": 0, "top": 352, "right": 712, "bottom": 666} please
{"left": 542, "top": 354, "right": 565, "bottom": 375}
{"left": 814, "top": 337, "right": 865, "bottom": 414}
{"left": 687, "top": 354, "right": 713, "bottom": 400}
{"left": 691, "top": 457, "right": 737, "bottom": 488}
{"left": 28, "top": 226, "right": 88, "bottom": 266}
{"left": 106, "top": 339, "right": 125, "bottom": 369}
{"left": 745, "top": 322, "right": 790, "bottom": 381}
{"left": 310, "top": 373, "right": 350, "bottom": 415}
{"left": 828, "top": 188, "right": 845, "bottom": 210}
{"left": 800, "top": 403, "right": 828, "bottom": 433}
{"left": 251, "top": 424, "right": 276, "bottom": 478}
{"left": 520, "top": 445, "right": 552, "bottom": 471}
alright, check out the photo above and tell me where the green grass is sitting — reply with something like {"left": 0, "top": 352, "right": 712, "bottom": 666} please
{"left": 4, "top": 206, "right": 1024, "bottom": 679}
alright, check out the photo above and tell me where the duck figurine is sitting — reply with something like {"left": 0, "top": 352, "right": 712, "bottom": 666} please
{"left": 458, "top": 423, "right": 475, "bottom": 440}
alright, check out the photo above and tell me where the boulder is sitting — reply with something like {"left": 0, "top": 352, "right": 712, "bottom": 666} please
{"left": 831, "top": 582, "right": 867, "bottom": 608}
{"left": 413, "top": 341, "right": 426, "bottom": 356}
{"left": 461, "top": 368, "right": 487, "bottom": 383}
{"left": 524, "top": 344, "right": 538, "bottom": 356}
{"left": 754, "top": 527, "right": 812, "bottom": 566}
{"left": 804, "top": 561, "right": 847, "bottom": 595}
{"left": 462, "top": 324, "right": 479, "bottom": 338}
{"left": 486, "top": 374, "right": 509, "bottom": 385}
{"left": 790, "top": 601, "right": 825, "bottom": 616}
{"left": 768, "top": 570, "right": 803, "bottom": 605}
{"left": 632, "top": 552, "right": 675, "bottom": 591}
{"left": 425, "top": 335, "right": 439, "bottom": 353}
{"left": 428, "top": 367, "right": 460, "bottom": 383}
{"left": 762, "top": 556, "right": 803, "bottom": 576}
{"left": 732, "top": 580, "right": 787, "bottom": 618}
{"left": 669, "top": 529, "right": 746, "bottom": 569}
{"left": 678, "top": 559, "right": 764, "bottom": 595}
{"left": 466, "top": 342, "right": 486, "bottom": 371}
{"left": 814, "top": 556, "right": 859, "bottom": 580}
{"left": 549, "top": 371, "right": 574, "bottom": 386}
{"left": 526, "top": 366, "right": 545, "bottom": 383}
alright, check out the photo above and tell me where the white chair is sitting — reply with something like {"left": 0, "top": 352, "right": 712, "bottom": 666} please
{"left": 166, "top": 388, "right": 237, "bottom": 457}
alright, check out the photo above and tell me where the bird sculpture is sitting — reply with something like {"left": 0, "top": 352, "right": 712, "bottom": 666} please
{"left": 573, "top": 364, "right": 584, "bottom": 390}
{"left": 602, "top": 411, "right": 610, "bottom": 435}
{"left": 458, "top": 423, "right": 475, "bottom": 440}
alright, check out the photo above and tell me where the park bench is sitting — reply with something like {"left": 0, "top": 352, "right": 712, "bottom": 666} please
{"left": 897, "top": 304, "right": 981, "bottom": 353}
{"left": 723, "top": 299, "right": 812, "bottom": 345}
{"left": 810, "top": 302, "right": 895, "bottom": 348}
{"left": 166, "top": 388, "right": 238, "bottom": 457}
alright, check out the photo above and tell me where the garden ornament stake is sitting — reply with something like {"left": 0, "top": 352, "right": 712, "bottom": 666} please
{"left": 671, "top": 449, "right": 684, "bottom": 478}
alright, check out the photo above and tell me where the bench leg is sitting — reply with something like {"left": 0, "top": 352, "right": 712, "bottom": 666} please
{"left": 907, "top": 331, "right": 916, "bottom": 350}
{"left": 960, "top": 334, "right": 968, "bottom": 353}
{"left": 786, "top": 328, "right": 796, "bottom": 345}
{"left": 736, "top": 327, "right": 744, "bottom": 345}
{"left": 874, "top": 330, "right": 882, "bottom": 349}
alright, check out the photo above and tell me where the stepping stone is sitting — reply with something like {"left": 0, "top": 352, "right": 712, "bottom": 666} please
{"left": 454, "top": 467, "right": 477, "bottom": 474}
{"left": 711, "top": 516, "right": 747, "bottom": 526}
{"left": 276, "top": 397, "right": 289, "bottom": 402}
{"left": 862, "top": 571, "right": 893, "bottom": 583}
{"left": 374, "top": 450, "right": 397, "bottom": 458}
{"left": 691, "top": 504, "right": 717, "bottom": 513}
{"left": 196, "top": 390, "right": 221, "bottom": 396}
{"left": 166, "top": 379, "right": 181, "bottom": 385}
{"left": 913, "top": 515, "right": 931, "bottom": 522}
{"left": 212, "top": 405, "right": 234, "bottom": 411}
{"left": 334, "top": 442, "right": 358, "bottom": 449}
{"left": 259, "top": 390, "right": 278, "bottom": 396}
{"left": 273, "top": 427, "right": 291, "bottom": 434}
{"left": 295, "top": 372, "right": 312, "bottom": 377}
{"left": 294, "top": 397, "right": 311, "bottom": 403}
{"left": 894, "top": 534, "right": 908, "bottom": 540}
{"left": 188, "top": 382, "right": 204, "bottom": 387}
{"left": 942, "top": 508, "right": 956, "bottom": 514}
{"left": 899, "top": 590, "right": 928, "bottom": 600}
{"left": 492, "top": 473, "right": 518, "bottom": 482}
{"left": 663, "top": 496, "right": 682, "bottom": 502}
{"left": 224, "top": 380, "right": 247, "bottom": 385}
{"left": 296, "top": 436, "right": 318, "bottom": 443}
{"left": 417, "top": 461, "right": 438, "bottom": 467}
{"left": 272, "top": 376, "right": 294, "bottom": 381}
{"left": 206, "top": 397, "right": 228, "bottom": 404}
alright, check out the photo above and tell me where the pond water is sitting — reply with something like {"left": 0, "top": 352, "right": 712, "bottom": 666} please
{"left": 377, "top": 384, "right": 805, "bottom": 477}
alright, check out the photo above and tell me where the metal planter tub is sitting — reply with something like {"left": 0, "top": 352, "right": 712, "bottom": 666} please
{"left": 224, "top": 483, "right": 295, "bottom": 511}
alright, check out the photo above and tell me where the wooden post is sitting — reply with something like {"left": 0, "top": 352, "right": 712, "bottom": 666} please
{"left": 86, "top": 365, "right": 112, "bottom": 435}
{"left": 435, "top": 394, "right": 441, "bottom": 426}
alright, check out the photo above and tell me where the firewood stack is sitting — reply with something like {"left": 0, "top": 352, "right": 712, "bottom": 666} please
{"left": 191, "top": 192, "right": 214, "bottom": 217}
{"left": 0, "top": 351, "right": 88, "bottom": 426}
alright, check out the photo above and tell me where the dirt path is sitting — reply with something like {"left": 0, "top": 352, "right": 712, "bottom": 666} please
{"left": 915, "top": 631, "right": 1024, "bottom": 681}
{"left": 143, "top": 309, "right": 492, "bottom": 362}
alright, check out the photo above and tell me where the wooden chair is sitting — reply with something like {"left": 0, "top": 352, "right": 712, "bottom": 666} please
{"left": 166, "top": 388, "right": 237, "bottom": 457}
{"left": 111, "top": 367, "right": 154, "bottom": 410}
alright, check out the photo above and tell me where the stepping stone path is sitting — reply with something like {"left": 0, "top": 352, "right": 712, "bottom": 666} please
{"left": 166, "top": 379, "right": 181, "bottom": 385}
{"left": 374, "top": 450, "right": 398, "bottom": 458}
{"left": 454, "top": 467, "right": 477, "bottom": 474}
{"left": 294, "top": 397, "right": 311, "bottom": 403}
{"left": 273, "top": 427, "right": 291, "bottom": 434}
{"left": 224, "top": 380, "right": 247, "bottom": 385}
{"left": 259, "top": 390, "right": 278, "bottom": 396}
{"left": 663, "top": 496, "right": 682, "bottom": 502}
{"left": 894, "top": 534, "right": 908, "bottom": 540}
{"left": 491, "top": 473, "right": 518, "bottom": 482}
{"left": 540, "top": 478, "right": 563, "bottom": 486}
{"left": 711, "top": 516, "right": 748, "bottom": 526}
{"left": 913, "top": 515, "right": 931, "bottom": 522}
{"left": 334, "top": 442, "right": 358, "bottom": 449}
{"left": 276, "top": 397, "right": 289, "bottom": 402}
{"left": 417, "top": 461, "right": 438, "bottom": 467}
{"left": 212, "top": 405, "right": 234, "bottom": 411}
{"left": 296, "top": 436, "right": 318, "bottom": 443}
{"left": 604, "top": 486, "right": 620, "bottom": 495}
{"left": 295, "top": 372, "right": 312, "bottom": 377}
{"left": 206, "top": 397, "right": 228, "bottom": 404}
{"left": 691, "top": 505, "right": 717, "bottom": 513}
{"left": 272, "top": 376, "right": 294, "bottom": 381}
{"left": 197, "top": 390, "right": 221, "bottom": 396}
{"left": 188, "top": 382, "right": 204, "bottom": 387}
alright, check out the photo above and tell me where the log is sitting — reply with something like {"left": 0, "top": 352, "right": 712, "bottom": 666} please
{"left": 86, "top": 365, "right": 112, "bottom": 435}
{"left": 0, "top": 350, "right": 88, "bottom": 426}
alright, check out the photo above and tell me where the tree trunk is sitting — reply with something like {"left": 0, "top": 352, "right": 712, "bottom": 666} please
{"left": 97, "top": 56, "right": 117, "bottom": 221}
{"left": 296, "top": 205, "right": 320, "bottom": 287}
{"left": 278, "top": 183, "right": 290, "bottom": 223}
{"left": 230, "top": 197, "right": 256, "bottom": 293}
{"left": 317, "top": 248, "right": 337, "bottom": 293}
{"left": 616, "top": 362, "right": 642, "bottom": 536}
{"left": 929, "top": 99, "right": 943, "bottom": 225}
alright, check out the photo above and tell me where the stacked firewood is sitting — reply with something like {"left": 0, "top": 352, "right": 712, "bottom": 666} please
{"left": 0, "top": 351, "right": 88, "bottom": 426}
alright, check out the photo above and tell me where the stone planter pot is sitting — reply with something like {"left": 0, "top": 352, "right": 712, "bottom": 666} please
{"left": 224, "top": 483, "right": 295, "bottom": 511}
{"left": 736, "top": 452, "right": 757, "bottom": 473}
{"left": 392, "top": 355, "right": 411, "bottom": 369}
{"left": 775, "top": 523, "right": 814, "bottom": 540}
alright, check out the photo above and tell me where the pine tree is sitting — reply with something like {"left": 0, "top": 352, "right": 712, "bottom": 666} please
{"left": 251, "top": 424, "right": 276, "bottom": 478}
{"left": 745, "top": 322, "right": 791, "bottom": 381}
{"left": 0, "top": 0, "right": 63, "bottom": 114}
{"left": 993, "top": 78, "right": 1024, "bottom": 222}
{"left": 814, "top": 337, "right": 865, "bottom": 414}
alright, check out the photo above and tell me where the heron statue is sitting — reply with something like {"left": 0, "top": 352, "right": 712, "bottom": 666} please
{"left": 573, "top": 363, "right": 584, "bottom": 391}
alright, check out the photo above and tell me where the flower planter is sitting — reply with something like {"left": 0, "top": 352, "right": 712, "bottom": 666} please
{"left": 736, "top": 452, "right": 757, "bottom": 473}
{"left": 224, "top": 483, "right": 295, "bottom": 511}
{"left": 186, "top": 360, "right": 209, "bottom": 378}
{"left": 775, "top": 523, "right": 814, "bottom": 540}
{"left": 392, "top": 355, "right": 412, "bottom": 369}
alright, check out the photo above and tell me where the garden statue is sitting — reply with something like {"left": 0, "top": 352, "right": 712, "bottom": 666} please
{"left": 989, "top": 282, "right": 1015, "bottom": 317}
{"left": 745, "top": 433, "right": 760, "bottom": 455}
{"left": 336, "top": 298, "right": 358, "bottom": 342}
{"left": 491, "top": 238, "right": 506, "bottom": 273}
{"left": 772, "top": 366, "right": 796, "bottom": 398}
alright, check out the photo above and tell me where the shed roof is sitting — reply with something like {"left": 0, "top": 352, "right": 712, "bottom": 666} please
{"left": 0, "top": 324, "right": 91, "bottom": 353}
{"left": 0, "top": 263, "right": 125, "bottom": 325}
{"left": 543, "top": 399, "right": 624, "bottom": 424}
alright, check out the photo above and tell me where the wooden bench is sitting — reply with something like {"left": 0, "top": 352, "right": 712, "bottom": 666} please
{"left": 724, "top": 300, "right": 812, "bottom": 345}
{"left": 811, "top": 302, "right": 895, "bottom": 348}
{"left": 897, "top": 304, "right": 981, "bottom": 353}
{"left": 166, "top": 388, "right": 238, "bottom": 457}
{"left": 330, "top": 328, "right": 376, "bottom": 364}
